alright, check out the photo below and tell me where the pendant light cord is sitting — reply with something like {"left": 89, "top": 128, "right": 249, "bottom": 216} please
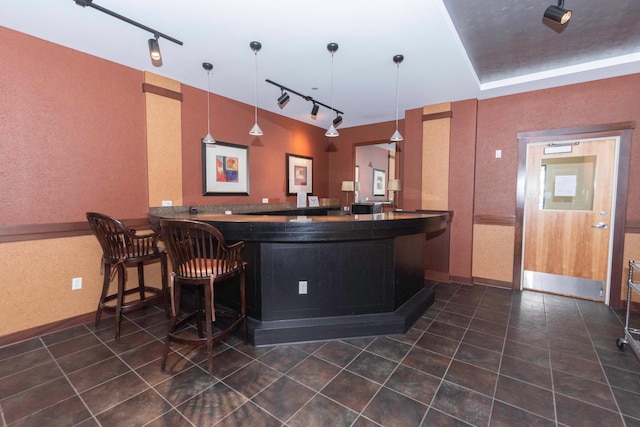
{"left": 254, "top": 51, "right": 259, "bottom": 124}
{"left": 330, "top": 52, "right": 335, "bottom": 120}
{"left": 206, "top": 70, "right": 212, "bottom": 134}
{"left": 395, "top": 62, "right": 400, "bottom": 131}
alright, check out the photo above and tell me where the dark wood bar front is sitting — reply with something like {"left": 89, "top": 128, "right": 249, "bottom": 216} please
{"left": 150, "top": 211, "right": 449, "bottom": 345}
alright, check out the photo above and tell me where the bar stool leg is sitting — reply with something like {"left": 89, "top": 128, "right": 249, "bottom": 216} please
{"left": 95, "top": 262, "right": 111, "bottom": 328}
{"left": 204, "top": 282, "right": 214, "bottom": 376}
{"left": 115, "top": 264, "right": 126, "bottom": 339}
{"left": 160, "top": 252, "right": 171, "bottom": 318}
{"left": 137, "top": 263, "right": 145, "bottom": 301}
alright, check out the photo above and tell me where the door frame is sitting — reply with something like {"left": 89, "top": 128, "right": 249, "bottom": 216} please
{"left": 513, "top": 122, "right": 635, "bottom": 308}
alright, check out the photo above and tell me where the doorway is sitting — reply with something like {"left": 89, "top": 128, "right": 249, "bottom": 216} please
{"left": 513, "top": 122, "right": 634, "bottom": 309}
{"left": 522, "top": 138, "right": 618, "bottom": 302}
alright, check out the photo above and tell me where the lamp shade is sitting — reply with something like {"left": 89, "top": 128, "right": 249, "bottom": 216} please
{"left": 388, "top": 179, "right": 402, "bottom": 191}
{"left": 341, "top": 181, "right": 355, "bottom": 192}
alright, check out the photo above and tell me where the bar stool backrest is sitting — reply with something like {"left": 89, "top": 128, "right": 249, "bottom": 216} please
{"left": 160, "top": 219, "right": 244, "bottom": 281}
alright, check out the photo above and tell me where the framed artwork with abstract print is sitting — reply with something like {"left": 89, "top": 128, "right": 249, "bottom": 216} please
{"left": 286, "top": 153, "right": 313, "bottom": 196}
{"left": 202, "top": 141, "right": 249, "bottom": 195}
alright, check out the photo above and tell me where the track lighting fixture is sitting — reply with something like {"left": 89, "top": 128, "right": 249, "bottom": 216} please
{"left": 249, "top": 41, "right": 263, "bottom": 136}
{"left": 148, "top": 35, "right": 162, "bottom": 67}
{"left": 277, "top": 90, "right": 290, "bottom": 108}
{"left": 544, "top": 0, "right": 572, "bottom": 25}
{"left": 75, "top": 0, "right": 183, "bottom": 67}
{"left": 325, "top": 42, "right": 339, "bottom": 138}
{"left": 202, "top": 62, "right": 215, "bottom": 145}
{"left": 265, "top": 79, "right": 344, "bottom": 121}
{"left": 333, "top": 115, "right": 343, "bottom": 127}
{"left": 390, "top": 54, "right": 404, "bottom": 142}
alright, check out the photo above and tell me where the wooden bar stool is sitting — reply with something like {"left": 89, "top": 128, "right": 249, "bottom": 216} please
{"left": 86, "top": 212, "right": 169, "bottom": 339}
{"left": 159, "top": 219, "right": 248, "bottom": 376}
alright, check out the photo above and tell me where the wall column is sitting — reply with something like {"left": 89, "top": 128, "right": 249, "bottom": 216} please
{"left": 143, "top": 72, "right": 183, "bottom": 208}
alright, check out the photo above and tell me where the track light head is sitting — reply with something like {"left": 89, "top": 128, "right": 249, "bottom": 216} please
{"left": 277, "top": 91, "right": 290, "bottom": 108}
{"left": 327, "top": 42, "right": 339, "bottom": 54}
{"left": 393, "top": 54, "right": 404, "bottom": 65}
{"left": 311, "top": 103, "right": 320, "bottom": 117}
{"left": 333, "top": 115, "right": 343, "bottom": 126}
{"left": 544, "top": 0, "right": 572, "bottom": 24}
{"left": 202, "top": 62, "right": 213, "bottom": 72}
{"left": 148, "top": 36, "right": 162, "bottom": 67}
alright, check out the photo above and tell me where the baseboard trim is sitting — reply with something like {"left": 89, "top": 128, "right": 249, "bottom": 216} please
{"left": 0, "top": 311, "right": 100, "bottom": 348}
{"left": 472, "top": 276, "right": 514, "bottom": 289}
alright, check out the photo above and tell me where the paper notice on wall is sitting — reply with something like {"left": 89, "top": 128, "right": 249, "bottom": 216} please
{"left": 554, "top": 175, "right": 577, "bottom": 197}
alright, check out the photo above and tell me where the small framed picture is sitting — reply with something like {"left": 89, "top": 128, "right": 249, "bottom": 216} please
{"left": 286, "top": 153, "right": 313, "bottom": 196}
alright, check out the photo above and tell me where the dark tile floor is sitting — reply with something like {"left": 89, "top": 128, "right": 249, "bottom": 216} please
{"left": 2, "top": 283, "right": 640, "bottom": 426}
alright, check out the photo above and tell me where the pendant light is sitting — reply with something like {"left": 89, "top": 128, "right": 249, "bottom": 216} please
{"left": 390, "top": 54, "right": 404, "bottom": 142}
{"left": 325, "top": 42, "right": 339, "bottom": 138}
{"left": 249, "top": 41, "right": 264, "bottom": 136}
{"left": 202, "top": 62, "right": 215, "bottom": 145}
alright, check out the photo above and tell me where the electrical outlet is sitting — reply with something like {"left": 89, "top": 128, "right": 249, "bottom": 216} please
{"left": 72, "top": 277, "right": 82, "bottom": 290}
{"left": 262, "top": 198, "right": 269, "bottom": 203}
{"left": 162, "top": 200, "right": 172, "bottom": 207}
{"left": 298, "top": 281, "right": 308, "bottom": 294}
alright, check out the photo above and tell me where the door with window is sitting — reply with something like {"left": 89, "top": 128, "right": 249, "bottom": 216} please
{"left": 523, "top": 138, "right": 618, "bottom": 301}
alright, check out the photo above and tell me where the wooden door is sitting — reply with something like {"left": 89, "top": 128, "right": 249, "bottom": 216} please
{"left": 523, "top": 138, "right": 617, "bottom": 300}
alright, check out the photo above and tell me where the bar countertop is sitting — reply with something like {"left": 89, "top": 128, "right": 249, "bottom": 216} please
{"left": 149, "top": 211, "right": 449, "bottom": 242}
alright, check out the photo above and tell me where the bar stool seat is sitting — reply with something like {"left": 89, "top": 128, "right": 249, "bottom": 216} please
{"left": 86, "top": 212, "right": 169, "bottom": 339}
{"left": 159, "top": 219, "right": 247, "bottom": 376}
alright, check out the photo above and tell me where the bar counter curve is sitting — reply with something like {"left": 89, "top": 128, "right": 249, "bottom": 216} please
{"left": 150, "top": 211, "right": 449, "bottom": 345}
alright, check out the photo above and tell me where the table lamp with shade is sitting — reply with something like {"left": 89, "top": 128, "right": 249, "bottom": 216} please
{"left": 341, "top": 180, "right": 355, "bottom": 212}
{"left": 388, "top": 179, "right": 402, "bottom": 211}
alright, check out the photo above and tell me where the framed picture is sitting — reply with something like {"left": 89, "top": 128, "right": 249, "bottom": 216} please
{"left": 202, "top": 141, "right": 249, "bottom": 196}
{"left": 373, "top": 168, "right": 386, "bottom": 196}
{"left": 286, "top": 153, "right": 313, "bottom": 195}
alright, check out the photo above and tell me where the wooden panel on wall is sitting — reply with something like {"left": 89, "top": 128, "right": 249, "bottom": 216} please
{"left": 144, "top": 72, "right": 183, "bottom": 208}
{"left": 421, "top": 103, "right": 451, "bottom": 211}
{"left": 0, "top": 234, "right": 164, "bottom": 338}
{"left": 622, "top": 233, "right": 640, "bottom": 304}
{"left": 472, "top": 224, "right": 515, "bottom": 284}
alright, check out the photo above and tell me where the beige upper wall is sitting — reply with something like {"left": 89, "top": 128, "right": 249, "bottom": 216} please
{"left": 145, "top": 72, "right": 183, "bottom": 208}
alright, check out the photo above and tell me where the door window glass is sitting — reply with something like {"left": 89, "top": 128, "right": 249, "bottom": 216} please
{"left": 540, "top": 156, "right": 596, "bottom": 211}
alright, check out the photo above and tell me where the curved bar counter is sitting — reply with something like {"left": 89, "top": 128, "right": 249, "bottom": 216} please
{"left": 150, "top": 211, "right": 449, "bottom": 345}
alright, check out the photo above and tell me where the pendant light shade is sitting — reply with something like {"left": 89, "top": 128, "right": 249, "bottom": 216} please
{"left": 202, "top": 62, "right": 216, "bottom": 145}
{"left": 249, "top": 41, "right": 264, "bottom": 136}
{"left": 326, "top": 42, "right": 339, "bottom": 138}
{"left": 391, "top": 54, "right": 404, "bottom": 142}
{"left": 325, "top": 123, "right": 339, "bottom": 137}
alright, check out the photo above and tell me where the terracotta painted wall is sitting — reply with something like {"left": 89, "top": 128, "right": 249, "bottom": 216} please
{"left": 474, "top": 74, "right": 640, "bottom": 220}
{"left": 180, "top": 85, "right": 331, "bottom": 206}
{"left": 0, "top": 27, "right": 149, "bottom": 225}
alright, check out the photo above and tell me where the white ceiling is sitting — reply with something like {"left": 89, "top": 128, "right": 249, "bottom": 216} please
{"left": 2, "top": 0, "right": 640, "bottom": 131}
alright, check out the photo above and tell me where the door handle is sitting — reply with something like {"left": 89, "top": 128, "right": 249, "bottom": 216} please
{"left": 591, "top": 222, "right": 608, "bottom": 229}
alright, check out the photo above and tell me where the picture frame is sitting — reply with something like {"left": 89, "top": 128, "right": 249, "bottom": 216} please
{"left": 373, "top": 168, "right": 386, "bottom": 196}
{"left": 286, "top": 153, "right": 313, "bottom": 196}
{"left": 202, "top": 141, "right": 249, "bottom": 196}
